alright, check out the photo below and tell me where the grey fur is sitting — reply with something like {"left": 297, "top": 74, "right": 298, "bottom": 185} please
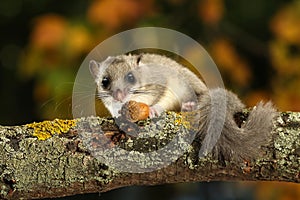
{"left": 197, "top": 88, "right": 277, "bottom": 161}
{"left": 90, "top": 53, "right": 277, "bottom": 161}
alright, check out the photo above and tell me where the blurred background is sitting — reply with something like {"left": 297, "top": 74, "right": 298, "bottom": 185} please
{"left": 0, "top": 0, "right": 299, "bottom": 199}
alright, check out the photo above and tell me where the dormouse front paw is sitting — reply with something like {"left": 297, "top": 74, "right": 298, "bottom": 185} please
{"left": 149, "top": 104, "right": 164, "bottom": 118}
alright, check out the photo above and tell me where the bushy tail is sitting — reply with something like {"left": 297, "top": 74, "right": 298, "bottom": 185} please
{"left": 197, "top": 88, "right": 277, "bottom": 162}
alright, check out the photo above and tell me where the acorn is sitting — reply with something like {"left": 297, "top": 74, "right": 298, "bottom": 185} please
{"left": 121, "top": 101, "right": 150, "bottom": 122}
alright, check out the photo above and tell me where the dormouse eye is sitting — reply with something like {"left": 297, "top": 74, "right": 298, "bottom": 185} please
{"left": 101, "top": 76, "right": 111, "bottom": 89}
{"left": 125, "top": 72, "right": 136, "bottom": 84}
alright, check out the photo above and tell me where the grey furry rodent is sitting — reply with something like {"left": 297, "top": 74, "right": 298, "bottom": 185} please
{"left": 89, "top": 53, "right": 277, "bottom": 161}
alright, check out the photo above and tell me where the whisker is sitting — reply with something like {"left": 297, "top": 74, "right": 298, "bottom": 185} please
{"left": 57, "top": 81, "right": 97, "bottom": 91}
{"left": 40, "top": 97, "right": 56, "bottom": 109}
{"left": 72, "top": 91, "right": 96, "bottom": 96}
{"left": 53, "top": 97, "right": 72, "bottom": 111}
{"left": 129, "top": 87, "right": 154, "bottom": 94}
{"left": 96, "top": 92, "right": 111, "bottom": 99}
{"left": 72, "top": 94, "right": 97, "bottom": 101}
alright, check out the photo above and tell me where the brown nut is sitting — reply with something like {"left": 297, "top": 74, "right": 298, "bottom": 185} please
{"left": 121, "top": 101, "right": 150, "bottom": 122}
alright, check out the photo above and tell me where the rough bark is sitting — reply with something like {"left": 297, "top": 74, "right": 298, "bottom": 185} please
{"left": 0, "top": 111, "right": 299, "bottom": 199}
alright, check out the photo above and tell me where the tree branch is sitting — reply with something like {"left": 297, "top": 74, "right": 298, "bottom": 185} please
{"left": 0, "top": 111, "right": 299, "bottom": 199}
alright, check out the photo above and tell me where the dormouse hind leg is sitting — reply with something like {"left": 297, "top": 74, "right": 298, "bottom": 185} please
{"left": 181, "top": 101, "right": 197, "bottom": 111}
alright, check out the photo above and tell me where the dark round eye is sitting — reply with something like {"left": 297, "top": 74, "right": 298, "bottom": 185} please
{"left": 101, "top": 76, "right": 110, "bottom": 89}
{"left": 125, "top": 72, "right": 136, "bottom": 84}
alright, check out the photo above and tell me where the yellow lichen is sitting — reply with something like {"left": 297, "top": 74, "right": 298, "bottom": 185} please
{"left": 26, "top": 119, "right": 77, "bottom": 140}
{"left": 174, "top": 113, "right": 184, "bottom": 126}
{"left": 167, "top": 111, "right": 191, "bottom": 129}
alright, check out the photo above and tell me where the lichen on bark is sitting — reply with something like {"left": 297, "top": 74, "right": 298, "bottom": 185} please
{"left": 273, "top": 112, "right": 300, "bottom": 180}
{"left": 0, "top": 111, "right": 299, "bottom": 199}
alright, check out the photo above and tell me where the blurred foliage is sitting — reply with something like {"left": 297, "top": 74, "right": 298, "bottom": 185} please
{"left": 269, "top": 0, "right": 300, "bottom": 111}
{"left": 14, "top": 0, "right": 300, "bottom": 122}
{"left": 255, "top": 182, "right": 300, "bottom": 200}
{"left": 0, "top": 0, "right": 300, "bottom": 199}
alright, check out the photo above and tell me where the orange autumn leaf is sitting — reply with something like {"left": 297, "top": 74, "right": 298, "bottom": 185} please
{"left": 30, "top": 14, "right": 67, "bottom": 49}
{"left": 269, "top": 1, "right": 300, "bottom": 112}
{"left": 270, "top": 2, "right": 300, "bottom": 44}
{"left": 64, "top": 25, "right": 92, "bottom": 59}
{"left": 87, "top": 0, "right": 154, "bottom": 29}
{"left": 198, "top": 0, "right": 224, "bottom": 25}
{"left": 272, "top": 78, "right": 300, "bottom": 111}
{"left": 210, "top": 38, "right": 252, "bottom": 86}
{"left": 256, "top": 182, "right": 300, "bottom": 200}
{"left": 269, "top": 39, "right": 300, "bottom": 75}
{"left": 211, "top": 39, "right": 237, "bottom": 69}
{"left": 245, "top": 90, "right": 272, "bottom": 107}
{"left": 281, "top": 94, "right": 300, "bottom": 111}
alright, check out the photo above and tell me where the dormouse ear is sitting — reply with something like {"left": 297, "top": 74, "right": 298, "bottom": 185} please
{"left": 89, "top": 60, "right": 100, "bottom": 79}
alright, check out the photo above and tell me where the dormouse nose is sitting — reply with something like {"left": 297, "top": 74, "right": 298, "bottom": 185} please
{"left": 113, "top": 89, "right": 126, "bottom": 102}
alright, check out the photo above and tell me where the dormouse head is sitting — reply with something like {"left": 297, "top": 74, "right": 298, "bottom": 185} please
{"left": 89, "top": 54, "right": 143, "bottom": 102}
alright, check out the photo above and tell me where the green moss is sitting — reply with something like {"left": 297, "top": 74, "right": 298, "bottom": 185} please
{"left": 26, "top": 119, "right": 77, "bottom": 140}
